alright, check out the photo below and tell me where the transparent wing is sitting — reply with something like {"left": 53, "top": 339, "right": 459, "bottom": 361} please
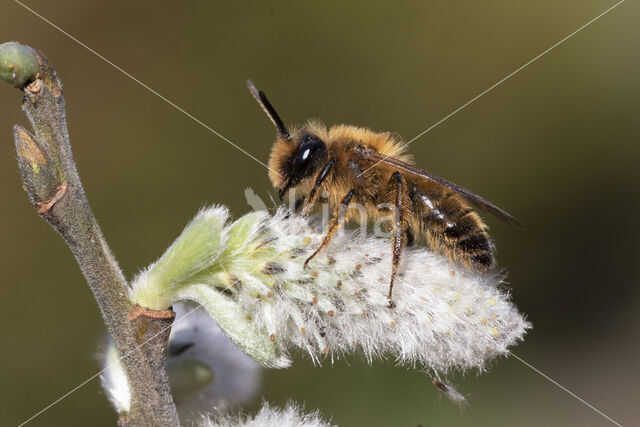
{"left": 360, "top": 148, "right": 523, "bottom": 227}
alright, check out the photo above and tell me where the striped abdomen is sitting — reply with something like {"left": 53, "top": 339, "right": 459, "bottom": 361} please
{"left": 410, "top": 185, "right": 496, "bottom": 272}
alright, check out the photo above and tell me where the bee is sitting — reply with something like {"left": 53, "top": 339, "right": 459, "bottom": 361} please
{"left": 247, "top": 80, "right": 522, "bottom": 306}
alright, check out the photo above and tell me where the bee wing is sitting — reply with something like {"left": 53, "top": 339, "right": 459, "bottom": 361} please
{"left": 361, "top": 149, "right": 523, "bottom": 227}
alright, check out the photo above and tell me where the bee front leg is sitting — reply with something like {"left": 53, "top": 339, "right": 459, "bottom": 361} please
{"left": 304, "top": 188, "right": 355, "bottom": 269}
{"left": 301, "top": 158, "right": 336, "bottom": 217}
{"left": 388, "top": 172, "right": 409, "bottom": 308}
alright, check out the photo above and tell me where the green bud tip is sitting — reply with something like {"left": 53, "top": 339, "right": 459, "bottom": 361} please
{"left": 0, "top": 42, "right": 40, "bottom": 87}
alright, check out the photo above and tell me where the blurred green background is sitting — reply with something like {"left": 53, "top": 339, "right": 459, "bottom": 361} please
{"left": 1, "top": 1, "right": 638, "bottom": 425}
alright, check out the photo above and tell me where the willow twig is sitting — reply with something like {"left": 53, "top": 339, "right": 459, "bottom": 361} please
{"left": 1, "top": 41, "right": 179, "bottom": 426}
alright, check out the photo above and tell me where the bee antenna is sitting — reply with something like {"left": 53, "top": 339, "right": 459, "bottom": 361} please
{"left": 247, "top": 79, "right": 291, "bottom": 140}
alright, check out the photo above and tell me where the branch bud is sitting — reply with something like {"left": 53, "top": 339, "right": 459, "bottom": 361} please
{"left": 0, "top": 42, "right": 40, "bottom": 87}
{"left": 13, "top": 124, "right": 60, "bottom": 208}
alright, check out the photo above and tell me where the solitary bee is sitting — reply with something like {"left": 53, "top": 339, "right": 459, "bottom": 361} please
{"left": 247, "top": 80, "right": 521, "bottom": 306}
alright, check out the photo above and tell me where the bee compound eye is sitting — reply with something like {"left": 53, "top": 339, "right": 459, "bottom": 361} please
{"left": 291, "top": 135, "right": 327, "bottom": 178}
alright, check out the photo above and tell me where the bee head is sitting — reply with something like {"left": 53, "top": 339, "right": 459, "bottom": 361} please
{"left": 247, "top": 80, "right": 328, "bottom": 200}
{"left": 273, "top": 132, "right": 327, "bottom": 199}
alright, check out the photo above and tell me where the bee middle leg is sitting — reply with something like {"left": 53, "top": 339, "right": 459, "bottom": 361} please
{"left": 304, "top": 188, "right": 356, "bottom": 269}
{"left": 387, "top": 172, "right": 410, "bottom": 308}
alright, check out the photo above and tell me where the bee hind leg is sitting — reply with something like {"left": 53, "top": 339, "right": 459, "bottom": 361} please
{"left": 388, "top": 172, "right": 410, "bottom": 308}
{"left": 304, "top": 188, "right": 355, "bottom": 269}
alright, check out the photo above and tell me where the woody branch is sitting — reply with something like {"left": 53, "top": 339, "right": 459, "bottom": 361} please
{"left": 0, "top": 42, "right": 179, "bottom": 426}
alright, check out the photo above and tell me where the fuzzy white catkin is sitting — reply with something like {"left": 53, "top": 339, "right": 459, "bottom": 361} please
{"left": 131, "top": 207, "right": 530, "bottom": 374}
{"left": 100, "top": 344, "right": 131, "bottom": 414}
{"left": 202, "top": 402, "right": 332, "bottom": 427}
{"left": 100, "top": 302, "right": 262, "bottom": 419}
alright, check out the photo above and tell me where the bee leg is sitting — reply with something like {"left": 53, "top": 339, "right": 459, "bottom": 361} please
{"left": 388, "top": 172, "right": 409, "bottom": 308}
{"left": 304, "top": 188, "right": 355, "bottom": 269}
{"left": 294, "top": 196, "right": 306, "bottom": 212}
{"left": 301, "top": 158, "right": 336, "bottom": 217}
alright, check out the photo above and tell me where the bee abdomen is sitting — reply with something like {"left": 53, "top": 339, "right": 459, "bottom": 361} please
{"left": 456, "top": 231, "right": 495, "bottom": 271}
{"left": 417, "top": 190, "right": 496, "bottom": 273}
